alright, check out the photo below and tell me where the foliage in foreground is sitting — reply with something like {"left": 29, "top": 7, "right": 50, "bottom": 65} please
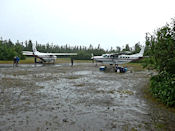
{"left": 150, "top": 71, "right": 175, "bottom": 107}
{"left": 145, "top": 18, "right": 175, "bottom": 107}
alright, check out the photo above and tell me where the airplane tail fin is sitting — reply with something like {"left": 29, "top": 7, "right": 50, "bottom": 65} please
{"left": 32, "top": 43, "right": 37, "bottom": 53}
{"left": 91, "top": 53, "right": 94, "bottom": 60}
{"left": 138, "top": 46, "right": 145, "bottom": 56}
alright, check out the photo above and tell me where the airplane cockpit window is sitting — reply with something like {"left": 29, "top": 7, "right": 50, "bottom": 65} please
{"left": 102, "top": 54, "right": 107, "bottom": 57}
{"left": 102, "top": 54, "right": 115, "bottom": 58}
{"left": 102, "top": 54, "right": 110, "bottom": 58}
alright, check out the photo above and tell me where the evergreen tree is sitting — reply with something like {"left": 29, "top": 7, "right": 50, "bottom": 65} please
{"left": 116, "top": 46, "right": 121, "bottom": 52}
{"left": 122, "top": 44, "right": 130, "bottom": 51}
{"left": 134, "top": 42, "right": 141, "bottom": 53}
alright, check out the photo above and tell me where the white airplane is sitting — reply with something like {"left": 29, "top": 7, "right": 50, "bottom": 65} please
{"left": 91, "top": 46, "right": 145, "bottom": 65}
{"left": 22, "top": 44, "right": 77, "bottom": 63}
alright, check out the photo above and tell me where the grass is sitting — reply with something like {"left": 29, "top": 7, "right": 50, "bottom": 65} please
{"left": 123, "top": 63, "right": 145, "bottom": 71}
{"left": 56, "top": 58, "right": 92, "bottom": 63}
{"left": 20, "top": 57, "right": 36, "bottom": 64}
{"left": 0, "top": 60, "right": 13, "bottom": 64}
{"left": 0, "top": 57, "right": 34, "bottom": 64}
{"left": 0, "top": 57, "right": 92, "bottom": 64}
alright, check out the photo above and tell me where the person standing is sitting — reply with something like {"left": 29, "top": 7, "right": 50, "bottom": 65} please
{"left": 71, "top": 57, "right": 74, "bottom": 67}
{"left": 16, "top": 56, "right": 20, "bottom": 66}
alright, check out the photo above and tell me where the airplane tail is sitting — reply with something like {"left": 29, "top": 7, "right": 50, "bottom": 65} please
{"left": 32, "top": 43, "right": 37, "bottom": 53}
{"left": 138, "top": 46, "right": 145, "bottom": 56}
{"left": 91, "top": 53, "right": 94, "bottom": 60}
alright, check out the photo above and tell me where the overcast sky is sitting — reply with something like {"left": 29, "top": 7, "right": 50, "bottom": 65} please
{"left": 0, "top": 0, "right": 175, "bottom": 49}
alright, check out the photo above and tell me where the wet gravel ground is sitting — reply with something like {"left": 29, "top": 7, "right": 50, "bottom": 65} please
{"left": 0, "top": 63, "right": 175, "bottom": 131}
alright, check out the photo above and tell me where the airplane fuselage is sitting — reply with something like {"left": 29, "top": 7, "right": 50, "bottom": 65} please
{"left": 33, "top": 52, "right": 57, "bottom": 63}
{"left": 93, "top": 54, "right": 140, "bottom": 64}
{"left": 92, "top": 47, "right": 145, "bottom": 65}
{"left": 22, "top": 44, "right": 77, "bottom": 64}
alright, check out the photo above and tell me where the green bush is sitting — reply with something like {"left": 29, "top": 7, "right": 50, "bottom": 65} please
{"left": 0, "top": 39, "right": 25, "bottom": 60}
{"left": 150, "top": 71, "right": 175, "bottom": 107}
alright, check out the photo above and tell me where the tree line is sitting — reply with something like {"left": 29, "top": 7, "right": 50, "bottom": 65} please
{"left": 0, "top": 39, "right": 25, "bottom": 60}
{"left": 0, "top": 39, "right": 142, "bottom": 60}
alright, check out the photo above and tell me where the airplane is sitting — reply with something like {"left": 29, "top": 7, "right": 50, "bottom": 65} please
{"left": 22, "top": 44, "right": 77, "bottom": 63}
{"left": 91, "top": 46, "right": 145, "bottom": 65}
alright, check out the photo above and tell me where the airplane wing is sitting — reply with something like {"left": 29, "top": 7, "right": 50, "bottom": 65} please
{"left": 47, "top": 53, "right": 77, "bottom": 56}
{"left": 22, "top": 51, "right": 33, "bottom": 55}
{"left": 22, "top": 51, "right": 77, "bottom": 56}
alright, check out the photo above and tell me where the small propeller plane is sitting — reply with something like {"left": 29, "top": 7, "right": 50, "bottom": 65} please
{"left": 91, "top": 46, "right": 145, "bottom": 65}
{"left": 22, "top": 44, "right": 77, "bottom": 63}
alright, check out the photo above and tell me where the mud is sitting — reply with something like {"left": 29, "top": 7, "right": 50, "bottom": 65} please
{"left": 0, "top": 63, "right": 175, "bottom": 131}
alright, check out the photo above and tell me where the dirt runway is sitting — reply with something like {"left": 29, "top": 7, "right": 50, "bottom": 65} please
{"left": 0, "top": 63, "right": 175, "bottom": 131}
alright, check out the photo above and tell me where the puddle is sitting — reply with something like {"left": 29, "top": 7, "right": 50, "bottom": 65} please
{"left": 74, "top": 70, "right": 93, "bottom": 75}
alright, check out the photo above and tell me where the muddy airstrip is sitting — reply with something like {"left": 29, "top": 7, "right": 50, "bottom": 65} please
{"left": 0, "top": 63, "right": 175, "bottom": 131}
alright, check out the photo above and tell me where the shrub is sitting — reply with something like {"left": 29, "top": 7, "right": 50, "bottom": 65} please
{"left": 150, "top": 71, "right": 175, "bottom": 107}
